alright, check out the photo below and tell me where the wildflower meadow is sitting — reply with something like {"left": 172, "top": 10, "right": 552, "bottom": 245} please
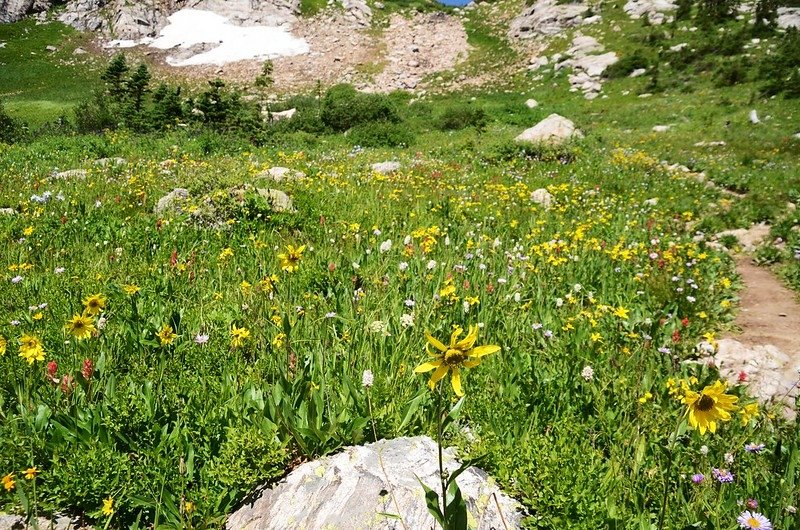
{"left": 0, "top": 130, "right": 797, "bottom": 529}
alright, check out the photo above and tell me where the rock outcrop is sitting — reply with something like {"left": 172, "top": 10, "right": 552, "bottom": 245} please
{"left": 0, "top": 0, "right": 51, "bottom": 23}
{"left": 516, "top": 114, "right": 582, "bottom": 144}
{"left": 623, "top": 0, "right": 676, "bottom": 24}
{"left": 226, "top": 436, "right": 523, "bottom": 530}
{"left": 509, "top": 0, "right": 592, "bottom": 38}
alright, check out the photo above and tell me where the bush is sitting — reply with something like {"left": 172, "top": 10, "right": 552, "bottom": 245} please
{"left": 715, "top": 57, "right": 750, "bottom": 86}
{"left": 759, "top": 28, "right": 800, "bottom": 98}
{"left": 348, "top": 121, "right": 415, "bottom": 148}
{"left": 434, "top": 104, "right": 488, "bottom": 131}
{"left": 320, "top": 84, "right": 400, "bottom": 132}
{"left": 604, "top": 50, "right": 650, "bottom": 79}
{"left": 74, "top": 91, "right": 117, "bottom": 134}
{"left": 0, "top": 101, "right": 26, "bottom": 143}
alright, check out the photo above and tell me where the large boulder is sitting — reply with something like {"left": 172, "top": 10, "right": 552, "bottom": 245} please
{"left": 371, "top": 161, "right": 401, "bottom": 174}
{"left": 509, "top": 0, "right": 589, "bottom": 38}
{"left": 777, "top": 7, "right": 800, "bottom": 29}
{"left": 51, "top": 168, "right": 88, "bottom": 180}
{"left": 256, "top": 188, "right": 295, "bottom": 213}
{"left": 256, "top": 166, "right": 305, "bottom": 182}
{"left": 623, "top": 0, "right": 677, "bottom": 24}
{"left": 571, "top": 51, "right": 618, "bottom": 77}
{"left": 515, "top": 114, "right": 583, "bottom": 144}
{"left": 226, "top": 436, "right": 523, "bottom": 530}
{"left": 154, "top": 188, "right": 190, "bottom": 216}
{"left": 0, "top": 0, "right": 52, "bottom": 23}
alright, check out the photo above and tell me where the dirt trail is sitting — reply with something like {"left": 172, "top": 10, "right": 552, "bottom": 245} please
{"left": 714, "top": 256, "right": 800, "bottom": 418}
{"left": 730, "top": 256, "right": 800, "bottom": 353}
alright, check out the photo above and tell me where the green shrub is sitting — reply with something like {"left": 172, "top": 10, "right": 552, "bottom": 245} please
{"left": 74, "top": 91, "right": 117, "bottom": 134}
{"left": 604, "top": 50, "right": 650, "bottom": 79}
{"left": 434, "top": 104, "right": 488, "bottom": 131}
{"left": 206, "top": 425, "right": 287, "bottom": 492}
{"left": 320, "top": 84, "right": 400, "bottom": 132}
{"left": 715, "top": 57, "right": 750, "bottom": 86}
{"left": 0, "top": 101, "right": 26, "bottom": 143}
{"left": 348, "top": 121, "right": 415, "bottom": 148}
{"left": 759, "top": 27, "right": 800, "bottom": 98}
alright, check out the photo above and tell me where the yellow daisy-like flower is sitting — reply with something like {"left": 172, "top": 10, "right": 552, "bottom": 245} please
{"left": 0, "top": 335, "right": 6, "bottom": 356}
{"left": 102, "top": 497, "right": 114, "bottom": 516}
{"left": 157, "top": 325, "right": 177, "bottom": 346}
{"left": 278, "top": 244, "right": 305, "bottom": 273}
{"left": 24, "top": 467, "right": 37, "bottom": 480}
{"left": 682, "top": 380, "right": 738, "bottom": 435}
{"left": 65, "top": 314, "right": 96, "bottom": 341}
{"left": 18, "top": 334, "right": 45, "bottom": 364}
{"left": 739, "top": 402, "right": 759, "bottom": 426}
{"left": 230, "top": 325, "right": 251, "bottom": 348}
{"left": 123, "top": 284, "right": 140, "bottom": 296}
{"left": 414, "top": 325, "right": 500, "bottom": 397}
{"left": 2, "top": 473, "right": 15, "bottom": 491}
{"left": 82, "top": 294, "right": 106, "bottom": 316}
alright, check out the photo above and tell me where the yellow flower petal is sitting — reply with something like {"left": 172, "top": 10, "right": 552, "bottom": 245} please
{"left": 448, "top": 326, "right": 464, "bottom": 348}
{"left": 469, "top": 345, "right": 500, "bottom": 358}
{"left": 451, "top": 367, "right": 464, "bottom": 397}
{"left": 425, "top": 331, "right": 448, "bottom": 352}
{"left": 454, "top": 325, "right": 478, "bottom": 350}
{"left": 414, "top": 360, "right": 443, "bottom": 373}
{"left": 463, "top": 359, "right": 481, "bottom": 368}
{"left": 428, "top": 365, "right": 449, "bottom": 389}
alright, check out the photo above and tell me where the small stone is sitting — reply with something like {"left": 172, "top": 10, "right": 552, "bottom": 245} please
{"left": 371, "top": 161, "right": 401, "bottom": 174}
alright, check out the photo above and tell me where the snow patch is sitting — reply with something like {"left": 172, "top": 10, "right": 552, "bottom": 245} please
{"left": 109, "top": 9, "right": 309, "bottom": 66}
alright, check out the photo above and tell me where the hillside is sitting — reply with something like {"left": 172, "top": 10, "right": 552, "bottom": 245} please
{"left": 1, "top": 0, "right": 800, "bottom": 528}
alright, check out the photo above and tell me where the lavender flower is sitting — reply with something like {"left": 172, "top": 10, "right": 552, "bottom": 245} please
{"left": 712, "top": 468, "right": 734, "bottom": 483}
{"left": 691, "top": 473, "right": 705, "bottom": 484}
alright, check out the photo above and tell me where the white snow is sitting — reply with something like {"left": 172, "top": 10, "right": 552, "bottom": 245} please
{"left": 109, "top": 9, "right": 309, "bottom": 66}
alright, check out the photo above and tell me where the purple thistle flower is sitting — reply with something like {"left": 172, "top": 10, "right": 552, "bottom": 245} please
{"left": 691, "top": 473, "right": 705, "bottom": 484}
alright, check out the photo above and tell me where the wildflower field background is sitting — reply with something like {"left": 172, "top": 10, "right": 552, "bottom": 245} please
{"left": 2, "top": 0, "right": 800, "bottom": 528}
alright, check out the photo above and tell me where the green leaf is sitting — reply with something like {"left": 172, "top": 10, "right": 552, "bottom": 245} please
{"left": 399, "top": 389, "right": 427, "bottom": 431}
{"left": 445, "top": 480, "right": 468, "bottom": 530}
{"left": 416, "top": 475, "right": 444, "bottom": 526}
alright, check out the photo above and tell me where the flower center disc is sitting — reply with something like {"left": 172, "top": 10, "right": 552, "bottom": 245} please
{"left": 444, "top": 348, "right": 467, "bottom": 365}
{"left": 697, "top": 394, "right": 715, "bottom": 412}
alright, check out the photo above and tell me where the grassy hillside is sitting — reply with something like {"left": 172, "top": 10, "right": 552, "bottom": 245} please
{"left": 1, "top": 1, "right": 799, "bottom": 528}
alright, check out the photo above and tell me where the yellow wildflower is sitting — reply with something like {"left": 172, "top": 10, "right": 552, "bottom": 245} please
{"left": 682, "top": 380, "right": 738, "bottom": 435}
{"left": 230, "top": 326, "right": 251, "bottom": 348}
{"left": 157, "top": 325, "right": 177, "bottom": 346}
{"left": 739, "top": 403, "right": 759, "bottom": 426}
{"left": 123, "top": 284, "right": 140, "bottom": 296}
{"left": 102, "top": 497, "right": 114, "bottom": 516}
{"left": 18, "top": 334, "right": 45, "bottom": 364}
{"left": 278, "top": 244, "right": 305, "bottom": 273}
{"left": 65, "top": 314, "right": 96, "bottom": 341}
{"left": 414, "top": 325, "right": 500, "bottom": 397}
{"left": 82, "top": 294, "right": 106, "bottom": 316}
{"left": 24, "top": 467, "right": 37, "bottom": 480}
{"left": 2, "top": 473, "right": 15, "bottom": 491}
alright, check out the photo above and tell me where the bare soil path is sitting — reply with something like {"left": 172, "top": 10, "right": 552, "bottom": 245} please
{"left": 714, "top": 255, "right": 800, "bottom": 418}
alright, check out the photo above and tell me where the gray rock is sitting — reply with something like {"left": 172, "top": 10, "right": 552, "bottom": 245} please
{"left": 509, "top": 0, "right": 587, "bottom": 38}
{"left": 570, "top": 51, "right": 618, "bottom": 77}
{"left": 777, "top": 7, "right": 800, "bottom": 29}
{"left": 713, "top": 223, "right": 771, "bottom": 252}
{"left": 371, "top": 161, "right": 401, "bottom": 174}
{"left": 749, "top": 109, "right": 760, "bottom": 124}
{"left": 51, "top": 168, "right": 88, "bottom": 180}
{"left": 623, "top": 0, "right": 677, "bottom": 22}
{"left": 710, "top": 339, "right": 799, "bottom": 420}
{"left": 629, "top": 67, "right": 647, "bottom": 77}
{"left": 73, "top": 46, "right": 87, "bottom": 54}
{"left": 265, "top": 108, "right": 297, "bottom": 122}
{"left": 0, "top": 0, "right": 52, "bottom": 23}
{"left": 567, "top": 35, "right": 603, "bottom": 59}
{"left": 226, "top": 436, "right": 523, "bottom": 530}
{"left": 652, "top": 125, "right": 670, "bottom": 132}
{"left": 154, "top": 188, "right": 190, "bottom": 216}
{"left": 94, "top": 157, "right": 126, "bottom": 167}
{"left": 515, "top": 113, "right": 582, "bottom": 144}
{"left": 257, "top": 188, "right": 295, "bottom": 213}
{"left": 530, "top": 188, "right": 554, "bottom": 209}
{"left": 257, "top": 166, "right": 305, "bottom": 182}
{"left": 0, "top": 514, "right": 88, "bottom": 530}
{"left": 0, "top": 207, "right": 17, "bottom": 216}
{"left": 525, "top": 98, "right": 539, "bottom": 108}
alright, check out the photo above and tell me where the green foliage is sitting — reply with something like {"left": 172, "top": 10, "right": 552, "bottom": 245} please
{"left": 434, "top": 104, "right": 488, "bottom": 132}
{"left": 74, "top": 91, "right": 117, "bottom": 134}
{"left": 0, "top": 100, "right": 26, "bottom": 143}
{"left": 320, "top": 84, "right": 400, "bottom": 132}
{"left": 349, "top": 121, "right": 415, "bottom": 147}
{"left": 206, "top": 425, "right": 287, "bottom": 491}
{"left": 604, "top": 50, "right": 650, "bottom": 79}
{"left": 715, "top": 57, "right": 750, "bottom": 86}
{"left": 759, "top": 28, "right": 800, "bottom": 98}
{"left": 101, "top": 54, "right": 130, "bottom": 100}
{"left": 696, "top": 0, "right": 739, "bottom": 24}
{"left": 254, "top": 60, "right": 274, "bottom": 89}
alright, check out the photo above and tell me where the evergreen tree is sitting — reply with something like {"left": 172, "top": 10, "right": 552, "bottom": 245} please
{"left": 126, "top": 64, "right": 151, "bottom": 113}
{"left": 151, "top": 84, "right": 184, "bottom": 128}
{"left": 100, "top": 54, "right": 129, "bottom": 100}
{"left": 753, "top": 0, "right": 778, "bottom": 33}
{"left": 696, "top": 0, "right": 738, "bottom": 24}
{"left": 675, "top": 0, "right": 693, "bottom": 20}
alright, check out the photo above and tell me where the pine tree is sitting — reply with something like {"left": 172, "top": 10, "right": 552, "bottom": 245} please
{"left": 126, "top": 64, "right": 151, "bottom": 113}
{"left": 100, "top": 54, "right": 129, "bottom": 100}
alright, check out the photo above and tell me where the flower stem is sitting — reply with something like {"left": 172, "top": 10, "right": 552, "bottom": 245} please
{"left": 657, "top": 417, "right": 683, "bottom": 530}
{"left": 436, "top": 384, "right": 447, "bottom": 527}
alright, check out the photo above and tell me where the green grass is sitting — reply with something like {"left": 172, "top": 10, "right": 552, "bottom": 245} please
{"left": 0, "top": 20, "right": 100, "bottom": 125}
